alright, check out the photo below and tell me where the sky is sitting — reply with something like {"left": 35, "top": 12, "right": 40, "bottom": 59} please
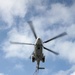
{"left": 0, "top": 0, "right": 75, "bottom": 75}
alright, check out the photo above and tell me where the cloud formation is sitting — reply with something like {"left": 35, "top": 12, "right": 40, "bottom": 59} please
{"left": 0, "top": 73, "right": 4, "bottom": 75}
{"left": 53, "top": 65, "right": 75, "bottom": 75}
{"left": 0, "top": 0, "right": 29, "bottom": 29}
{"left": 1, "top": 0, "right": 75, "bottom": 65}
{"left": 0, "top": 0, "right": 75, "bottom": 75}
{"left": 2, "top": 27, "right": 34, "bottom": 59}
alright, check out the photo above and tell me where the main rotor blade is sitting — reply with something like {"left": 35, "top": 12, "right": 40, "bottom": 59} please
{"left": 28, "top": 21, "right": 37, "bottom": 39}
{"left": 10, "top": 41, "right": 35, "bottom": 45}
{"left": 43, "top": 46, "right": 59, "bottom": 55}
{"left": 43, "top": 32, "right": 67, "bottom": 43}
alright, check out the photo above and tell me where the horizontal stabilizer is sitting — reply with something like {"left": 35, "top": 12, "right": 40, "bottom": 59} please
{"left": 37, "top": 67, "right": 45, "bottom": 69}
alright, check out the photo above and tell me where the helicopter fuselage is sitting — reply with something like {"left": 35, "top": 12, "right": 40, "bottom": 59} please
{"left": 35, "top": 38, "right": 43, "bottom": 60}
{"left": 32, "top": 38, "right": 45, "bottom": 69}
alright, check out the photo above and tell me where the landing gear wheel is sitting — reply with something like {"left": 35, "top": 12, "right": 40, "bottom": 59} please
{"left": 42, "top": 56, "right": 45, "bottom": 62}
{"left": 32, "top": 56, "right": 35, "bottom": 62}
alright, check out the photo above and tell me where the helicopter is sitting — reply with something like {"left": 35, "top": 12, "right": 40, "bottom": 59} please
{"left": 10, "top": 21, "right": 67, "bottom": 70}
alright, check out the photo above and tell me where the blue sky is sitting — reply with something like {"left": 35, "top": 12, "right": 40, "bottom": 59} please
{"left": 0, "top": 0, "right": 75, "bottom": 75}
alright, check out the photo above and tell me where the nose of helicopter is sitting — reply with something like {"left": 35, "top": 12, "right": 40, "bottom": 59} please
{"left": 37, "top": 38, "right": 41, "bottom": 40}
{"left": 35, "top": 38, "right": 42, "bottom": 44}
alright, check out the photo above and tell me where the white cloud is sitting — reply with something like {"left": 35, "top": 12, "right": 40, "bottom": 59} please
{"left": 1, "top": 1, "right": 75, "bottom": 75}
{"left": 32, "top": 3, "right": 75, "bottom": 63}
{"left": 53, "top": 40, "right": 75, "bottom": 63}
{"left": 0, "top": 0, "right": 46, "bottom": 29}
{"left": 0, "top": 0, "right": 29, "bottom": 29}
{"left": 31, "top": 3, "right": 75, "bottom": 28}
{"left": 49, "top": 3, "right": 73, "bottom": 24}
{"left": 14, "top": 64, "right": 24, "bottom": 70}
{"left": 2, "top": 27, "right": 34, "bottom": 59}
{"left": 67, "top": 24, "right": 75, "bottom": 38}
{"left": 53, "top": 65, "right": 75, "bottom": 75}
{"left": 0, "top": 73, "right": 4, "bottom": 75}
{"left": 41, "top": 68, "right": 49, "bottom": 75}
{"left": 1, "top": 0, "right": 75, "bottom": 64}
{"left": 71, "top": 72, "right": 75, "bottom": 75}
